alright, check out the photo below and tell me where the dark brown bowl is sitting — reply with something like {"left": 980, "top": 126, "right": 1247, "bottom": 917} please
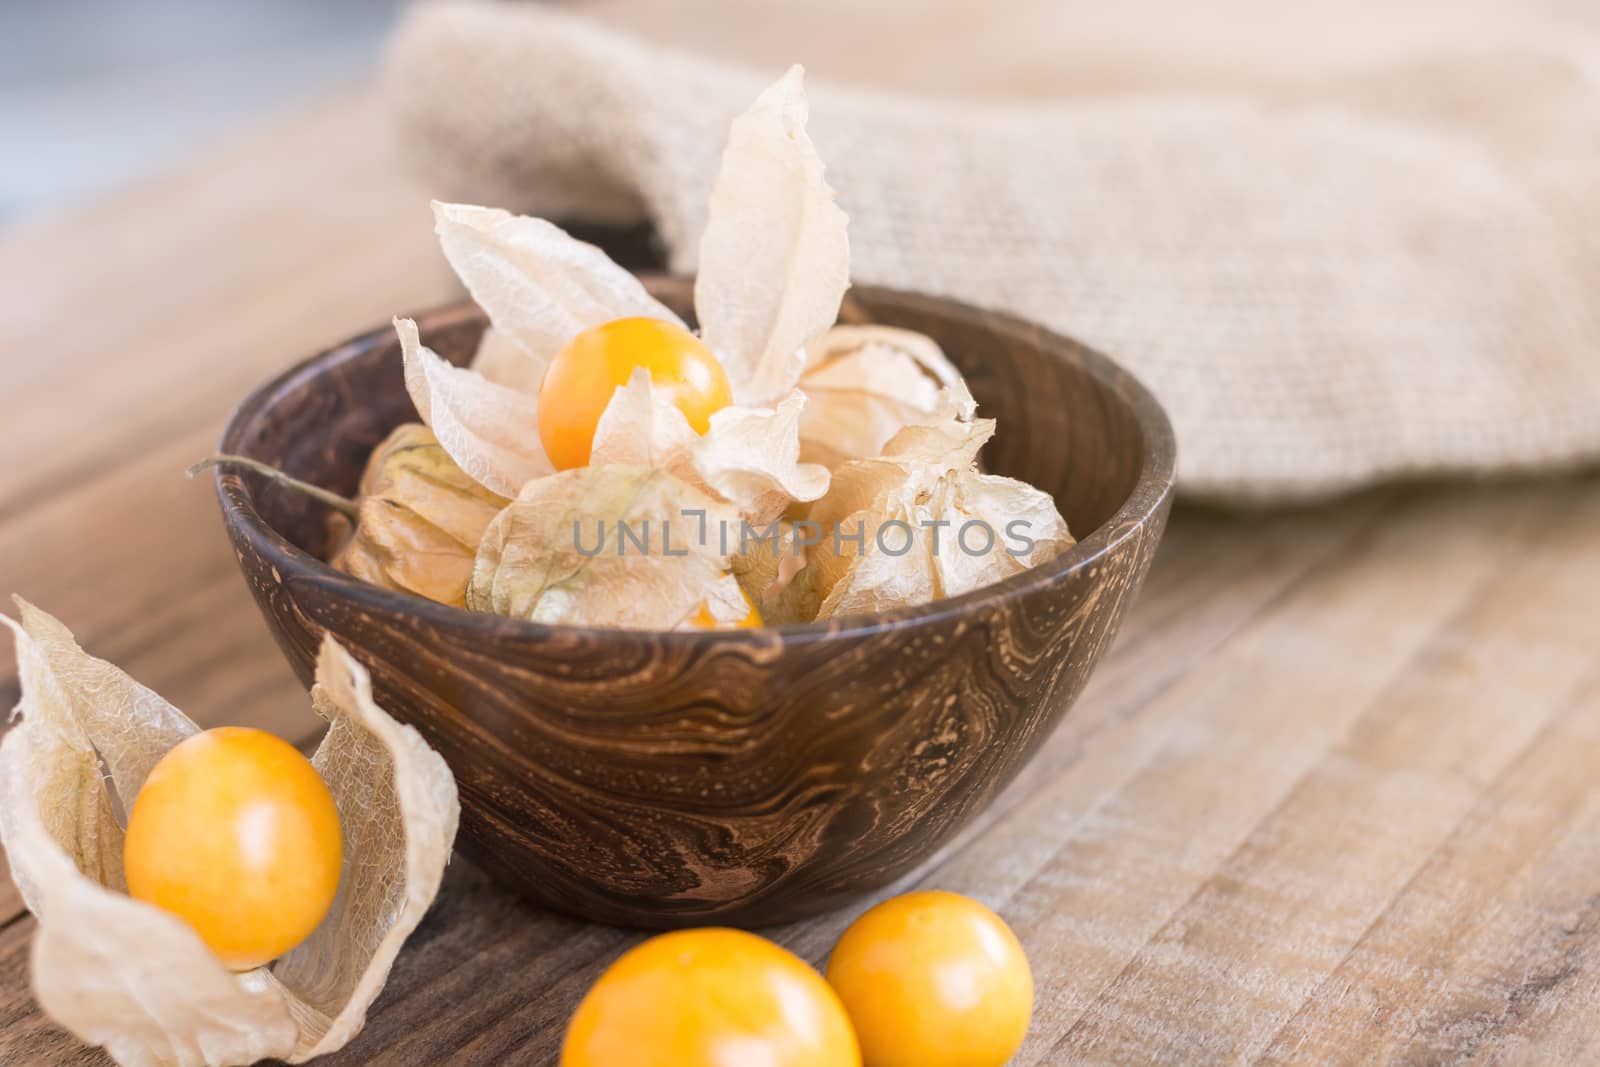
{"left": 214, "top": 279, "right": 1175, "bottom": 929}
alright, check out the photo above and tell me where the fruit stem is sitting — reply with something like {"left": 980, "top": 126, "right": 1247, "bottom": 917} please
{"left": 188, "top": 455, "right": 360, "bottom": 520}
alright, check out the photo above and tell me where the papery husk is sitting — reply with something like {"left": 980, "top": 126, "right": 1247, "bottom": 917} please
{"left": 330, "top": 423, "right": 510, "bottom": 608}
{"left": 797, "top": 325, "right": 977, "bottom": 469}
{"left": 0, "top": 600, "right": 459, "bottom": 1067}
{"left": 590, "top": 372, "right": 830, "bottom": 529}
{"left": 589, "top": 367, "right": 700, "bottom": 478}
{"left": 470, "top": 326, "right": 544, "bottom": 394}
{"left": 420, "top": 202, "right": 686, "bottom": 495}
{"left": 596, "top": 378, "right": 823, "bottom": 619}
{"left": 408, "top": 69, "right": 846, "bottom": 526}
{"left": 468, "top": 465, "right": 745, "bottom": 628}
{"left": 399, "top": 316, "right": 551, "bottom": 498}
{"left": 692, "top": 391, "right": 829, "bottom": 526}
{"left": 728, "top": 521, "right": 814, "bottom": 624}
{"left": 694, "top": 65, "right": 849, "bottom": 406}
{"left": 795, "top": 416, "right": 1075, "bottom": 621}
{"left": 433, "top": 201, "right": 681, "bottom": 367}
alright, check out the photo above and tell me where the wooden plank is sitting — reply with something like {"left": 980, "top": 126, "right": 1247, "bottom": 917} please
{"left": 3, "top": 484, "right": 1597, "bottom": 1062}
{"left": 0, "top": 85, "right": 456, "bottom": 1061}
{"left": 0, "top": 915, "right": 103, "bottom": 1067}
{"left": 0, "top": 87, "right": 458, "bottom": 740}
{"left": 3, "top": 59, "right": 1600, "bottom": 1067}
{"left": 0, "top": 483, "right": 1386, "bottom": 1065}
{"left": 300, "top": 495, "right": 1397, "bottom": 1065}
{"left": 1257, "top": 667, "right": 1600, "bottom": 1065}
{"left": 901, "top": 478, "right": 1600, "bottom": 1066}
{"left": 1040, "top": 481, "right": 1600, "bottom": 1064}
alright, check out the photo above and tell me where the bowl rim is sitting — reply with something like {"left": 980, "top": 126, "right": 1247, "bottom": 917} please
{"left": 215, "top": 283, "right": 1176, "bottom": 647}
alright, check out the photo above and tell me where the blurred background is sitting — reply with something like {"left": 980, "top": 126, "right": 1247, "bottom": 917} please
{"left": 6, "top": 0, "right": 1593, "bottom": 216}
{"left": 0, "top": 0, "right": 407, "bottom": 220}
{"left": 3, "top": 0, "right": 1597, "bottom": 532}
{"left": 13, "top": 0, "right": 1576, "bottom": 217}
{"left": 3, "top": 4, "right": 1600, "bottom": 1062}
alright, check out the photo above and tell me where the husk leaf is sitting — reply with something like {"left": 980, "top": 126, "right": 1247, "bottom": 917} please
{"left": 590, "top": 373, "right": 831, "bottom": 528}
{"left": 470, "top": 327, "right": 544, "bottom": 394}
{"left": 728, "top": 521, "right": 813, "bottom": 624}
{"left": 398, "top": 316, "right": 551, "bottom": 498}
{"left": 433, "top": 201, "right": 681, "bottom": 366}
{"left": 330, "top": 423, "right": 510, "bottom": 608}
{"left": 796, "top": 416, "right": 1075, "bottom": 620}
{"left": 692, "top": 391, "right": 830, "bottom": 526}
{"left": 694, "top": 65, "right": 849, "bottom": 406}
{"left": 589, "top": 368, "right": 700, "bottom": 478}
{"left": 467, "top": 466, "right": 740, "bottom": 628}
{"left": 0, "top": 600, "right": 459, "bottom": 1067}
{"left": 259, "top": 637, "right": 460, "bottom": 1058}
{"left": 797, "top": 325, "right": 976, "bottom": 469}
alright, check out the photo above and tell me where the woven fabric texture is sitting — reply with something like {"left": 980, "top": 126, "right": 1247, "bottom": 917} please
{"left": 385, "top": 0, "right": 1600, "bottom": 500}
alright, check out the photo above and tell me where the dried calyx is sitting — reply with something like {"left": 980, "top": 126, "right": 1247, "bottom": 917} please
{"left": 0, "top": 599, "right": 459, "bottom": 1067}
{"left": 192, "top": 425, "right": 510, "bottom": 610}
{"left": 325, "top": 425, "right": 510, "bottom": 607}
{"left": 199, "top": 65, "right": 1073, "bottom": 631}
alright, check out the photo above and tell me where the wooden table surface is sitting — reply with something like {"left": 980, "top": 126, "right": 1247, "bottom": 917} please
{"left": 3, "top": 86, "right": 1600, "bottom": 1067}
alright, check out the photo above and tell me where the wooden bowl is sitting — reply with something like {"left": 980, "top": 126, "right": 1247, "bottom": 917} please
{"left": 214, "top": 279, "right": 1175, "bottom": 928}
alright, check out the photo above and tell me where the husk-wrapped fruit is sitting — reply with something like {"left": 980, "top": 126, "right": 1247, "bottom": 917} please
{"left": 329, "top": 423, "right": 509, "bottom": 607}
{"left": 0, "top": 599, "right": 459, "bottom": 1067}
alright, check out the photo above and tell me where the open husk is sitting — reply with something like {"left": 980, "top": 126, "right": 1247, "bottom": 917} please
{"left": 793, "top": 413, "right": 1075, "bottom": 620}
{"left": 398, "top": 316, "right": 551, "bottom": 499}
{"left": 342, "top": 65, "right": 1071, "bottom": 630}
{"left": 728, "top": 521, "right": 814, "bottom": 624}
{"left": 694, "top": 64, "right": 850, "bottom": 407}
{"left": 797, "top": 325, "right": 976, "bottom": 470}
{"left": 434, "top": 201, "right": 682, "bottom": 370}
{"left": 398, "top": 66, "right": 848, "bottom": 533}
{"left": 0, "top": 600, "right": 459, "bottom": 1067}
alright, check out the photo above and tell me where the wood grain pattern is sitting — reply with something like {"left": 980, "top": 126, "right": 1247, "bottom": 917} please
{"left": 212, "top": 283, "right": 1175, "bottom": 928}
{"left": 3, "top": 82, "right": 1600, "bottom": 1066}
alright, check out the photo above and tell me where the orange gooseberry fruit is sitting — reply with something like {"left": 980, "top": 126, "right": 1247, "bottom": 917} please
{"left": 688, "top": 587, "right": 763, "bottom": 629}
{"left": 123, "top": 726, "right": 343, "bottom": 971}
{"left": 560, "top": 928, "right": 861, "bottom": 1067}
{"left": 826, "top": 891, "right": 1033, "bottom": 1067}
{"left": 538, "top": 317, "right": 733, "bottom": 470}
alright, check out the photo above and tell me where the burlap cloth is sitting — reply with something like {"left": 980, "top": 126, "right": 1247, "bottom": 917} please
{"left": 384, "top": 0, "right": 1600, "bottom": 501}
